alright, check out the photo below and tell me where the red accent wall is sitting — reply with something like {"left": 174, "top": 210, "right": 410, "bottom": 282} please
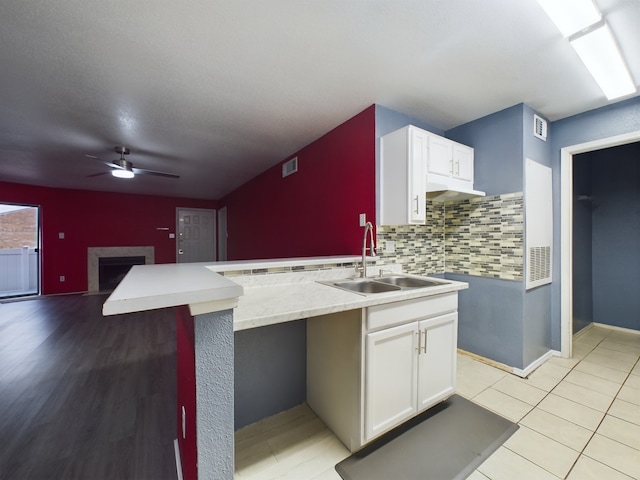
{"left": 220, "top": 105, "right": 376, "bottom": 260}
{"left": 176, "top": 306, "right": 197, "bottom": 480}
{"left": 0, "top": 182, "right": 217, "bottom": 294}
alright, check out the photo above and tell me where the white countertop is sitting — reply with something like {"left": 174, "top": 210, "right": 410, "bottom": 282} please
{"left": 102, "top": 256, "right": 468, "bottom": 330}
{"left": 231, "top": 268, "right": 468, "bottom": 331}
{"left": 102, "top": 263, "right": 243, "bottom": 316}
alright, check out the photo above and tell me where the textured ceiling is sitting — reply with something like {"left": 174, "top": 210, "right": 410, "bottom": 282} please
{"left": 0, "top": 0, "right": 638, "bottom": 200}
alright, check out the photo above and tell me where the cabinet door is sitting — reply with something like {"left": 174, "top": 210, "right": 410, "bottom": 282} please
{"left": 453, "top": 144, "right": 474, "bottom": 182}
{"left": 408, "top": 129, "right": 427, "bottom": 223}
{"left": 365, "top": 322, "right": 419, "bottom": 441}
{"left": 426, "top": 135, "right": 453, "bottom": 177}
{"left": 417, "top": 313, "right": 457, "bottom": 411}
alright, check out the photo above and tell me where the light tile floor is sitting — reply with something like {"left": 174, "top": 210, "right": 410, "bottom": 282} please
{"left": 235, "top": 325, "right": 640, "bottom": 479}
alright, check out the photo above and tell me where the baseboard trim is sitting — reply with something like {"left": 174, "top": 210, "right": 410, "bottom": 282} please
{"left": 174, "top": 438, "right": 183, "bottom": 480}
{"left": 592, "top": 322, "right": 640, "bottom": 336}
{"left": 512, "top": 350, "right": 561, "bottom": 378}
{"left": 458, "top": 348, "right": 561, "bottom": 378}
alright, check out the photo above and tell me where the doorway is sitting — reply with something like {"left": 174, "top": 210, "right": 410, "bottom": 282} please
{"left": 0, "top": 203, "right": 40, "bottom": 299}
{"left": 560, "top": 129, "right": 640, "bottom": 357}
{"left": 176, "top": 208, "right": 216, "bottom": 263}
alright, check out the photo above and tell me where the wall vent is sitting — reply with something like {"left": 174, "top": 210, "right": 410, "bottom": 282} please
{"left": 282, "top": 157, "right": 298, "bottom": 178}
{"left": 525, "top": 159, "right": 553, "bottom": 289}
{"left": 528, "top": 246, "right": 551, "bottom": 283}
{"left": 533, "top": 114, "right": 548, "bottom": 141}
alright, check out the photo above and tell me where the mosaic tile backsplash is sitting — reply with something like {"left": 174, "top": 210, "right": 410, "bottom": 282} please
{"left": 377, "top": 193, "right": 524, "bottom": 281}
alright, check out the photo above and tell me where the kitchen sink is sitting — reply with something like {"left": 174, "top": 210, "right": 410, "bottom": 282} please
{"left": 330, "top": 279, "right": 401, "bottom": 294}
{"left": 374, "top": 275, "right": 443, "bottom": 289}
{"left": 319, "top": 274, "right": 448, "bottom": 296}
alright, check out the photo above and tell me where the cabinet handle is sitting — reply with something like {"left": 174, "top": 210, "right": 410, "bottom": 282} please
{"left": 423, "top": 329, "right": 428, "bottom": 354}
{"left": 414, "top": 195, "right": 420, "bottom": 214}
{"left": 416, "top": 331, "right": 421, "bottom": 354}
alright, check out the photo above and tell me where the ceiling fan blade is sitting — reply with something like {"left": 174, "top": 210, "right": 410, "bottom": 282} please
{"left": 132, "top": 168, "right": 180, "bottom": 179}
{"left": 85, "top": 154, "right": 121, "bottom": 169}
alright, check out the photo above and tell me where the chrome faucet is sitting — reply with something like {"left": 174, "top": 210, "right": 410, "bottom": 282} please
{"left": 359, "top": 221, "right": 376, "bottom": 278}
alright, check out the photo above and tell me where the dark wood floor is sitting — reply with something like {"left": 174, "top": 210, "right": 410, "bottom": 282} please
{"left": 0, "top": 294, "right": 177, "bottom": 480}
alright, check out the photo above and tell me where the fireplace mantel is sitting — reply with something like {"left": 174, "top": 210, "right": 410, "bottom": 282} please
{"left": 88, "top": 246, "right": 154, "bottom": 292}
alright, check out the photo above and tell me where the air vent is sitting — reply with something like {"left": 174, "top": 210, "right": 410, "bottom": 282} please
{"left": 533, "top": 114, "right": 548, "bottom": 141}
{"left": 282, "top": 157, "right": 298, "bottom": 178}
{"left": 528, "top": 246, "right": 551, "bottom": 283}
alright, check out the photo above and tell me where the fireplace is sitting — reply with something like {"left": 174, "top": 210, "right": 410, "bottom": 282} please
{"left": 87, "top": 246, "right": 154, "bottom": 292}
{"left": 99, "top": 256, "right": 145, "bottom": 291}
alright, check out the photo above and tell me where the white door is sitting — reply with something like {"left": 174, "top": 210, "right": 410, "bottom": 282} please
{"left": 417, "top": 313, "right": 457, "bottom": 411}
{"left": 453, "top": 144, "right": 474, "bottom": 182}
{"left": 365, "top": 322, "right": 419, "bottom": 441}
{"left": 217, "top": 206, "right": 227, "bottom": 261}
{"left": 427, "top": 135, "right": 453, "bottom": 177}
{"left": 176, "top": 208, "right": 216, "bottom": 263}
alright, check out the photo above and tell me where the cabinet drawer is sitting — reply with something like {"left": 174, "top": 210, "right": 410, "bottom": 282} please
{"left": 366, "top": 293, "right": 457, "bottom": 332}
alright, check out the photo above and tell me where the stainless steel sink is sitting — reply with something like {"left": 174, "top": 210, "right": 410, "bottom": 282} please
{"left": 374, "top": 275, "right": 444, "bottom": 289}
{"left": 319, "top": 274, "right": 448, "bottom": 295}
{"left": 330, "top": 279, "right": 401, "bottom": 294}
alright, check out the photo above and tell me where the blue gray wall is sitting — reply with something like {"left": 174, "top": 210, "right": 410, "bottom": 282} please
{"left": 447, "top": 103, "right": 524, "bottom": 195}
{"left": 521, "top": 104, "right": 554, "bottom": 367}
{"left": 446, "top": 104, "right": 530, "bottom": 369}
{"left": 590, "top": 143, "right": 639, "bottom": 330}
{"left": 550, "top": 96, "right": 640, "bottom": 347}
{"left": 572, "top": 156, "right": 593, "bottom": 333}
{"left": 234, "top": 320, "right": 306, "bottom": 429}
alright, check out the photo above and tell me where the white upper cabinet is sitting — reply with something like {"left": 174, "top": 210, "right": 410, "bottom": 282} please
{"left": 426, "top": 136, "right": 474, "bottom": 187}
{"left": 379, "top": 125, "right": 479, "bottom": 225}
{"left": 379, "top": 125, "right": 428, "bottom": 225}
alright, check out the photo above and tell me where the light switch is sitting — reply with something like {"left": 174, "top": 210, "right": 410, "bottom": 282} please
{"left": 58, "top": 232, "right": 65, "bottom": 239}
{"left": 359, "top": 213, "right": 366, "bottom": 226}
{"left": 169, "top": 233, "right": 175, "bottom": 239}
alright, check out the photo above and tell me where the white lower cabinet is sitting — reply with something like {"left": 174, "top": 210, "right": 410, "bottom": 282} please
{"left": 365, "top": 322, "right": 419, "bottom": 440}
{"left": 417, "top": 313, "right": 458, "bottom": 410}
{"left": 307, "top": 293, "right": 459, "bottom": 452}
{"left": 364, "top": 312, "right": 457, "bottom": 442}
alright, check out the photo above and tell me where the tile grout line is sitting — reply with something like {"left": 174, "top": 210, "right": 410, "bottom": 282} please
{"left": 561, "top": 330, "right": 640, "bottom": 479}
{"left": 478, "top": 328, "right": 638, "bottom": 479}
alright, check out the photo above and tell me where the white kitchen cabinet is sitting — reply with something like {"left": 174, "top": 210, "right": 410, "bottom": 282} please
{"left": 379, "top": 125, "right": 428, "bottom": 225}
{"left": 364, "top": 322, "right": 419, "bottom": 440}
{"left": 379, "top": 125, "right": 479, "bottom": 224}
{"left": 425, "top": 134, "right": 474, "bottom": 186}
{"left": 364, "top": 311, "right": 457, "bottom": 443}
{"left": 307, "top": 292, "right": 459, "bottom": 452}
{"left": 417, "top": 313, "right": 457, "bottom": 410}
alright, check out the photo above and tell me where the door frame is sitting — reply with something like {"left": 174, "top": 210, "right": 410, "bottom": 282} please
{"left": 560, "top": 129, "right": 640, "bottom": 357}
{"left": 0, "top": 202, "right": 41, "bottom": 298}
{"left": 175, "top": 207, "right": 217, "bottom": 263}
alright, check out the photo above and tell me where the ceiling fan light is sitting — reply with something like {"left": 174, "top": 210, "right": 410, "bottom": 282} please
{"left": 111, "top": 169, "right": 135, "bottom": 179}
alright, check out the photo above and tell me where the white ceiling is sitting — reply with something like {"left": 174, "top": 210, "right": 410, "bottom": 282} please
{"left": 1, "top": 0, "right": 638, "bottom": 200}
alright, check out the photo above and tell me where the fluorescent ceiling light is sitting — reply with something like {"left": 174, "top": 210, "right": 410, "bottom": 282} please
{"left": 111, "top": 169, "right": 135, "bottom": 179}
{"left": 570, "top": 23, "right": 636, "bottom": 100}
{"left": 537, "top": 0, "right": 601, "bottom": 37}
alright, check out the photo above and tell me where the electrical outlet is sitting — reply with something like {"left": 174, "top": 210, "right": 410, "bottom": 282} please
{"left": 59, "top": 275, "right": 65, "bottom": 282}
{"left": 385, "top": 241, "right": 396, "bottom": 253}
{"left": 359, "top": 213, "right": 366, "bottom": 226}
{"left": 58, "top": 232, "right": 65, "bottom": 239}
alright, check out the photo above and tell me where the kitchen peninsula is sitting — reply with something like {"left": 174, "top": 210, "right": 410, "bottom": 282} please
{"left": 103, "top": 256, "right": 468, "bottom": 480}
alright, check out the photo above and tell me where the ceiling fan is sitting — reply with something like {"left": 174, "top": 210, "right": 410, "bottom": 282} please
{"left": 86, "top": 146, "right": 179, "bottom": 179}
